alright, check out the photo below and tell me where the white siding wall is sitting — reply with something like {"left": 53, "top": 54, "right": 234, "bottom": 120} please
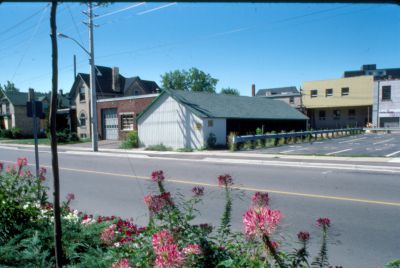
{"left": 373, "top": 80, "right": 400, "bottom": 127}
{"left": 202, "top": 118, "right": 226, "bottom": 145}
{"left": 138, "top": 95, "right": 204, "bottom": 149}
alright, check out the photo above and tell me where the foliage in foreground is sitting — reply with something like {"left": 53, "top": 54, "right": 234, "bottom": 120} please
{"left": 0, "top": 159, "right": 396, "bottom": 267}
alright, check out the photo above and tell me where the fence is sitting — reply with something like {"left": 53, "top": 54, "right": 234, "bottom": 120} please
{"left": 231, "top": 128, "right": 364, "bottom": 150}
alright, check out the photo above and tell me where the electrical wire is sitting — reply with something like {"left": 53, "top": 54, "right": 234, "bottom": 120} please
{"left": 94, "top": 2, "right": 145, "bottom": 20}
{"left": 66, "top": 3, "right": 85, "bottom": 46}
{"left": 136, "top": 2, "right": 177, "bottom": 16}
{"left": 0, "top": 5, "right": 48, "bottom": 36}
{"left": 11, "top": 5, "right": 49, "bottom": 81}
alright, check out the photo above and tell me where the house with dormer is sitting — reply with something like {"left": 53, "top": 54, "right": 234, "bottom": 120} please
{"left": 68, "top": 65, "right": 160, "bottom": 139}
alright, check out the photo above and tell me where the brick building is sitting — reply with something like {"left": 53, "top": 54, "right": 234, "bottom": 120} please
{"left": 96, "top": 94, "right": 158, "bottom": 140}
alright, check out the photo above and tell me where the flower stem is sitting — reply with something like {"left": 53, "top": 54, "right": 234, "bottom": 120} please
{"left": 262, "top": 233, "right": 285, "bottom": 268}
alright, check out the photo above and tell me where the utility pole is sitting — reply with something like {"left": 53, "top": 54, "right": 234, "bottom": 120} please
{"left": 85, "top": 2, "right": 98, "bottom": 151}
{"left": 28, "top": 88, "right": 40, "bottom": 181}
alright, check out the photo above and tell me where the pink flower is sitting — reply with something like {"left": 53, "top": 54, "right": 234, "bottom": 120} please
{"left": 16, "top": 157, "right": 27, "bottom": 167}
{"left": 192, "top": 186, "right": 204, "bottom": 197}
{"left": 152, "top": 230, "right": 183, "bottom": 268}
{"left": 243, "top": 206, "right": 282, "bottom": 237}
{"left": 152, "top": 230, "right": 174, "bottom": 253}
{"left": 37, "top": 166, "right": 46, "bottom": 181}
{"left": 251, "top": 192, "right": 269, "bottom": 207}
{"left": 151, "top": 170, "right": 165, "bottom": 182}
{"left": 66, "top": 193, "right": 75, "bottom": 202}
{"left": 183, "top": 244, "right": 202, "bottom": 255}
{"left": 111, "top": 258, "right": 133, "bottom": 268}
{"left": 101, "top": 224, "right": 116, "bottom": 245}
{"left": 154, "top": 244, "right": 184, "bottom": 268}
{"left": 297, "top": 231, "right": 310, "bottom": 242}
{"left": 218, "top": 174, "right": 233, "bottom": 187}
{"left": 25, "top": 170, "right": 32, "bottom": 177}
{"left": 317, "top": 217, "right": 331, "bottom": 228}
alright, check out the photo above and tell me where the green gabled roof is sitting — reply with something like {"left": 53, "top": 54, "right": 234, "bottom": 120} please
{"left": 138, "top": 89, "right": 308, "bottom": 121}
{"left": 2, "top": 91, "right": 29, "bottom": 106}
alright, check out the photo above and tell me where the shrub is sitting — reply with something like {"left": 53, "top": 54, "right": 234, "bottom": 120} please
{"left": 10, "top": 128, "right": 22, "bottom": 139}
{"left": 69, "top": 132, "right": 79, "bottom": 142}
{"left": 145, "top": 143, "right": 172, "bottom": 151}
{"left": 177, "top": 147, "right": 193, "bottom": 152}
{"left": 120, "top": 130, "right": 139, "bottom": 149}
{"left": 206, "top": 133, "right": 217, "bottom": 149}
{"left": 227, "top": 132, "right": 237, "bottom": 151}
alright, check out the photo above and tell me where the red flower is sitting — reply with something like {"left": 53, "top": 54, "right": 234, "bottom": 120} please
{"left": 151, "top": 170, "right": 165, "bottom": 182}
{"left": 152, "top": 229, "right": 174, "bottom": 253}
{"left": 297, "top": 231, "right": 310, "bottom": 242}
{"left": 144, "top": 192, "right": 174, "bottom": 214}
{"left": 218, "top": 174, "right": 233, "bottom": 187}
{"left": 192, "top": 186, "right": 204, "bottom": 197}
{"left": 251, "top": 192, "right": 269, "bottom": 207}
{"left": 0, "top": 162, "right": 3, "bottom": 171}
{"left": 317, "top": 217, "right": 331, "bottom": 228}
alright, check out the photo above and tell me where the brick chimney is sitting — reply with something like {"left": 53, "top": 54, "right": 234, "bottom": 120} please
{"left": 112, "top": 67, "right": 120, "bottom": 92}
{"left": 251, "top": 83, "right": 256, "bottom": 97}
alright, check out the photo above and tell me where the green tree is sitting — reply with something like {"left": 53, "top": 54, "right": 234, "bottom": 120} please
{"left": 220, "top": 87, "right": 240, "bottom": 96}
{"left": 161, "top": 68, "right": 218, "bottom": 93}
{"left": 0, "top": 81, "right": 19, "bottom": 99}
{"left": 161, "top": 69, "right": 189, "bottom": 91}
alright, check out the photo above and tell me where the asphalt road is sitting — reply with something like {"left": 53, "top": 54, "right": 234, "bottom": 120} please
{"left": 252, "top": 132, "right": 400, "bottom": 157}
{"left": 0, "top": 146, "right": 399, "bottom": 267}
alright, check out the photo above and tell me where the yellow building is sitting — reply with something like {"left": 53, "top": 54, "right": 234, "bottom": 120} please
{"left": 302, "top": 76, "right": 374, "bottom": 129}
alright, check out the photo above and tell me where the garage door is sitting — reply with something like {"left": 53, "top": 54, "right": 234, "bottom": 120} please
{"left": 102, "top": 108, "right": 118, "bottom": 140}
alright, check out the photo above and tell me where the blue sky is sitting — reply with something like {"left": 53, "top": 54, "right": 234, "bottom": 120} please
{"left": 0, "top": 2, "right": 399, "bottom": 96}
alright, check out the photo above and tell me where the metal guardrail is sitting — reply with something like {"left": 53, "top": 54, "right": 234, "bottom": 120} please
{"left": 233, "top": 128, "right": 364, "bottom": 144}
{"left": 364, "top": 127, "right": 400, "bottom": 132}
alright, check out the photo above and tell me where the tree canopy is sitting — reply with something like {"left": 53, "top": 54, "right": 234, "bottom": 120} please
{"left": 0, "top": 81, "right": 19, "bottom": 98}
{"left": 220, "top": 87, "right": 240, "bottom": 96}
{"left": 161, "top": 68, "right": 218, "bottom": 93}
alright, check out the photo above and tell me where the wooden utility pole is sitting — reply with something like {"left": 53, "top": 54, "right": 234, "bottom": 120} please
{"left": 50, "top": 1, "right": 63, "bottom": 267}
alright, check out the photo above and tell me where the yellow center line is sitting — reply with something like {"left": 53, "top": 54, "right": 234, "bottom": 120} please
{"left": 2, "top": 160, "right": 400, "bottom": 207}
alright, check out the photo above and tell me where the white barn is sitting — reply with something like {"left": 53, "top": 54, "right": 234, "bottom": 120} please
{"left": 137, "top": 89, "right": 308, "bottom": 150}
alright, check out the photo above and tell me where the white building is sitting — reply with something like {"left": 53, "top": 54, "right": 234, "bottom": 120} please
{"left": 373, "top": 79, "right": 400, "bottom": 128}
{"left": 137, "top": 89, "right": 308, "bottom": 150}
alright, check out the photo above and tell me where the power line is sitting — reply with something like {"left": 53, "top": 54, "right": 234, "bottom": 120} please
{"left": 11, "top": 5, "right": 49, "bottom": 81}
{"left": 66, "top": 3, "right": 85, "bottom": 46}
{"left": 94, "top": 2, "right": 145, "bottom": 20}
{"left": 0, "top": 5, "right": 48, "bottom": 36}
{"left": 137, "top": 2, "right": 177, "bottom": 15}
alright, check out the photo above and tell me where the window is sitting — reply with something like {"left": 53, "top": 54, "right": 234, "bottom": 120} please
{"left": 311, "top": 90, "right": 318, "bottom": 98}
{"left": 325, "top": 88, "right": 333, "bottom": 97}
{"left": 333, "top": 110, "right": 341, "bottom": 120}
{"left": 289, "top": 96, "right": 294, "bottom": 104}
{"left": 341, "top": 87, "right": 349, "bottom": 96}
{"left": 79, "top": 87, "right": 86, "bottom": 101}
{"left": 208, "top": 120, "right": 213, "bottom": 127}
{"left": 382, "top": 86, "right": 391, "bottom": 101}
{"left": 80, "top": 133, "right": 87, "bottom": 139}
{"left": 121, "top": 114, "right": 135, "bottom": 130}
{"left": 348, "top": 109, "right": 356, "bottom": 119}
{"left": 318, "top": 110, "right": 326, "bottom": 120}
{"left": 79, "top": 112, "right": 87, "bottom": 127}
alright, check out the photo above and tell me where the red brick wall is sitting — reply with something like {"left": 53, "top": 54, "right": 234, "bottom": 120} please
{"left": 96, "top": 96, "right": 156, "bottom": 140}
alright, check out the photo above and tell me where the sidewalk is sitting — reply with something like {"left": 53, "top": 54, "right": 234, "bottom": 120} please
{"left": 1, "top": 140, "right": 398, "bottom": 163}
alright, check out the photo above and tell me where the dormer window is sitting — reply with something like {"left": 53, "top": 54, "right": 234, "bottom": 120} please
{"left": 79, "top": 87, "right": 86, "bottom": 101}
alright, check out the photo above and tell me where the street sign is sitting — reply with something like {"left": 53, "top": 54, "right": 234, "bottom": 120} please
{"left": 27, "top": 101, "right": 45, "bottom": 119}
